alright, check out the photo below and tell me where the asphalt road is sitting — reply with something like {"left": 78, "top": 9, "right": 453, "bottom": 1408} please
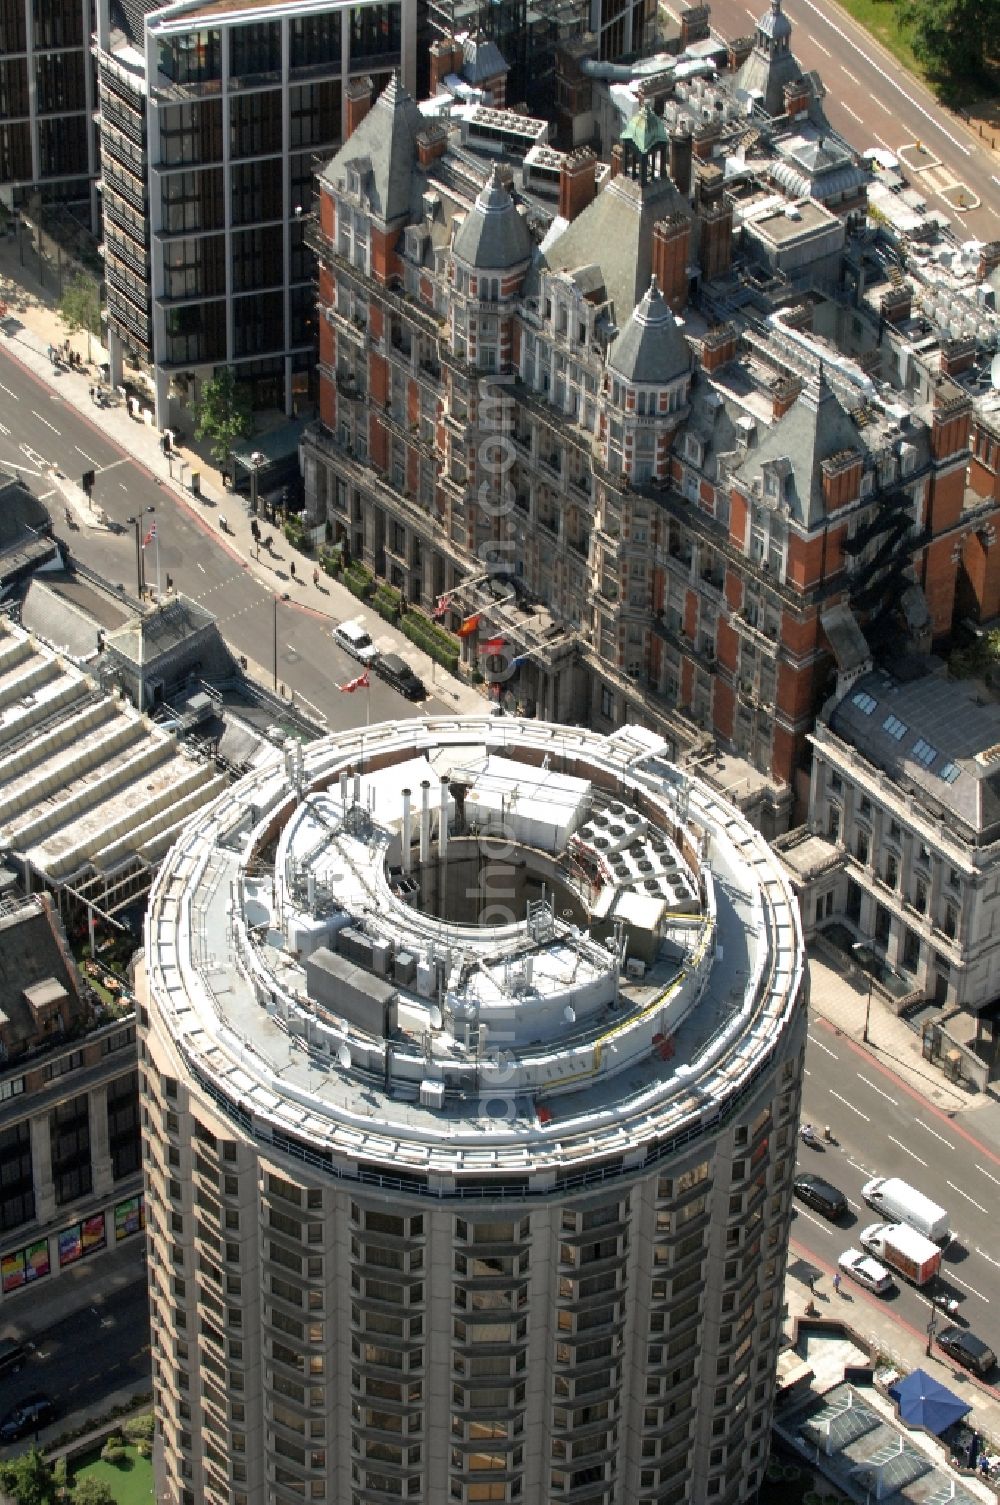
{"left": 704, "top": 0, "right": 1000, "bottom": 240}
{"left": 0, "top": 344, "right": 456, "bottom": 727}
{"left": 0, "top": 1273, "right": 151, "bottom": 1453}
{"left": 791, "top": 1019, "right": 1000, "bottom": 1391}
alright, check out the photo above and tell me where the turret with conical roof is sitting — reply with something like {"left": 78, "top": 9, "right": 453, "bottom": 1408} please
{"left": 736, "top": 0, "right": 802, "bottom": 116}
{"left": 452, "top": 163, "right": 533, "bottom": 274}
{"left": 608, "top": 276, "right": 690, "bottom": 387}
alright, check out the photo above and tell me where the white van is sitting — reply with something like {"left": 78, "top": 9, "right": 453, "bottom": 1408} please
{"left": 862, "top": 1176, "right": 950, "bottom": 1244}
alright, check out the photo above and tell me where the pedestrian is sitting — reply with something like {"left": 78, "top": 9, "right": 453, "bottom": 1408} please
{"left": 312, "top": 567, "right": 319, "bottom": 587}
{"left": 833, "top": 1272, "right": 841, "bottom": 1295}
{"left": 290, "top": 561, "right": 296, "bottom": 579}
{"left": 807, "top": 1274, "right": 816, "bottom": 1294}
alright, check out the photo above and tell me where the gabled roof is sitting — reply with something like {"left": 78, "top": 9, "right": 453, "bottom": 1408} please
{"left": 452, "top": 164, "right": 533, "bottom": 271}
{"left": 321, "top": 74, "right": 425, "bottom": 226}
{"left": 461, "top": 34, "right": 509, "bottom": 83}
{"left": 607, "top": 277, "right": 690, "bottom": 385}
{"left": 541, "top": 171, "right": 687, "bottom": 333}
{"left": 732, "top": 367, "right": 866, "bottom": 528}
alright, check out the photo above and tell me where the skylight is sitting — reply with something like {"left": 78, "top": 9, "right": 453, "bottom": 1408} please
{"left": 939, "top": 762, "right": 960, "bottom": 784}
{"left": 911, "top": 738, "right": 937, "bottom": 768}
{"left": 883, "top": 715, "right": 907, "bottom": 741}
{"left": 852, "top": 691, "right": 877, "bottom": 715}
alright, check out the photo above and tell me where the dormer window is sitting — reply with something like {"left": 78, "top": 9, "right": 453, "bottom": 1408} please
{"left": 685, "top": 434, "right": 702, "bottom": 466}
{"left": 348, "top": 168, "right": 360, "bottom": 196}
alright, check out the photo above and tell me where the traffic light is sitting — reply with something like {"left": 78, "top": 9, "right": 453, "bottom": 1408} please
{"left": 81, "top": 469, "right": 95, "bottom": 495}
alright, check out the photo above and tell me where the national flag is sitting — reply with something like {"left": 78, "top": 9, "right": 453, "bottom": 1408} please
{"left": 338, "top": 671, "right": 370, "bottom": 693}
{"left": 457, "top": 612, "right": 480, "bottom": 638}
{"left": 142, "top": 522, "right": 156, "bottom": 548}
{"left": 431, "top": 593, "right": 451, "bottom": 621}
{"left": 482, "top": 634, "right": 506, "bottom": 654}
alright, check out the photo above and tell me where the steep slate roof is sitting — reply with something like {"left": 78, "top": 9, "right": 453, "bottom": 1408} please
{"left": 737, "top": 0, "right": 802, "bottom": 115}
{"left": 461, "top": 34, "right": 509, "bottom": 83}
{"left": 542, "top": 171, "right": 687, "bottom": 332}
{"left": 452, "top": 164, "right": 533, "bottom": 270}
{"left": 828, "top": 670, "right": 1000, "bottom": 839}
{"left": 732, "top": 368, "right": 866, "bottom": 529}
{"left": 607, "top": 277, "right": 690, "bottom": 385}
{"left": 321, "top": 74, "right": 424, "bottom": 225}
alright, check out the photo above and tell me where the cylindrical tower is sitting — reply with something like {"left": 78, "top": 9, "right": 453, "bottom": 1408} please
{"left": 140, "top": 718, "right": 807, "bottom": 1505}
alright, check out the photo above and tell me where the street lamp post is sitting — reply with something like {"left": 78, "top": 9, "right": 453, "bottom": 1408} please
{"left": 926, "top": 1302, "right": 937, "bottom": 1358}
{"left": 249, "top": 450, "right": 266, "bottom": 517}
{"left": 126, "top": 506, "right": 155, "bottom": 598}
{"left": 852, "top": 942, "right": 875, "bottom": 1044}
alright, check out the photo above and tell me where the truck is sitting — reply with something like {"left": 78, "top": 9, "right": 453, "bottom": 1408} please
{"left": 859, "top": 1222, "right": 942, "bottom": 1287}
{"left": 861, "top": 1176, "right": 951, "bottom": 1244}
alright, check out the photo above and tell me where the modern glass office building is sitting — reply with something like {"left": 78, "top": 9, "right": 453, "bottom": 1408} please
{"left": 93, "top": 0, "right": 416, "bottom": 426}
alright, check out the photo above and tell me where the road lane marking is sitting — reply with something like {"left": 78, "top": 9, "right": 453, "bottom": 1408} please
{"left": 848, "top": 1159, "right": 869, "bottom": 1174}
{"left": 0, "top": 382, "right": 19, "bottom": 399}
{"left": 796, "top": 0, "right": 973, "bottom": 156}
{"left": 888, "top": 1135, "right": 927, "bottom": 1166}
{"left": 197, "top": 562, "right": 206, "bottom": 572}
{"left": 976, "top": 1164, "right": 1000, "bottom": 1187}
{"left": 828, "top": 1090, "right": 870, "bottom": 1121}
{"left": 976, "top": 1247, "right": 1000, "bottom": 1269}
{"left": 296, "top": 692, "right": 328, "bottom": 722}
{"left": 794, "top": 1207, "right": 834, "bottom": 1235}
{"left": 0, "top": 422, "right": 9, "bottom": 436}
{"left": 873, "top": 133, "right": 893, "bottom": 150}
{"left": 992, "top": 175, "right": 1000, "bottom": 186}
{"left": 857, "top": 1074, "right": 898, "bottom": 1106}
{"left": 812, "top": 38, "right": 831, "bottom": 56}
{"left": 874, "top": 99, "right": 892, "bottom": 114}
{"left": 32, "top": 409, "right": 60, "bottom": 434}
{"left": 842, "top": 104, "right": 863, "bottom": 125}
{"left": 842, "top": 66, "right": 860, "bottom": 84}
{"left": 949, "top": 1273, "right": 989, "bottom": 1302}
{"left": 917, "top": 1119, "right": 954, "bottom": 1147}
{"left": 808, "top": 1033, "right": 839, "bottom": 1059}
{"left": 946, "top": 1180, "right": 988, "bottom": 1214}
{"left": 75, "top": 444, "right": 98, "bottom": 465}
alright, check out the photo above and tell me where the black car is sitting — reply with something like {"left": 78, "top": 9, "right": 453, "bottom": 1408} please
{"left": 936, "top": 1327, "right": 997, "bottom": 1378}
{"left": 378, "top": 653, "right": 426, "bottom": 700}
{"left": 793, "top": 1173, "right": 847, "bottom": 1220}
{"left": 0, "top": 1392, "right": 56, "bottom": 1442}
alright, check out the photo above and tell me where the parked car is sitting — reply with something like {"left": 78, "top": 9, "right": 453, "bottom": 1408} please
{"left": 378, "top": 652, "right": 426, "bottom": 700}
{"left": 793, "top": 1173, "right": 847, "bottom": 1220}
{"left": 332, "top": 620, "right": 379, "bottom": 667}
{"left": 838, "top": 1247, "right": 893, "bottom": 1296}
{"left": 0, "top": 1392, "right": 55, "bottom": 1442}
{"left": 936, "top": 1327, "right": 997, "bottom": 1378}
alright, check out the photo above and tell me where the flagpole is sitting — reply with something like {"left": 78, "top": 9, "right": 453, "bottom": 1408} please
{"left": 155, "top": 527, "right": 161, "bottom": 600}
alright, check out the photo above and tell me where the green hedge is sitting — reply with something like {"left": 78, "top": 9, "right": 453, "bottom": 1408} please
{"left": 401, "top": 610, "right": 460, "bottom": 673}
{"left": 343, "top": 563, "right": 374, "bottom": 600}
{"left": 372, "top": 583, "right": 403, "bottom": 622}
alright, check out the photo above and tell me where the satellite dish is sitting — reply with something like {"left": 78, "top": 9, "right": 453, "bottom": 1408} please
{"left": 337, "top": 1044, "right": 352, "bottom": 1069}
{"left": 564, "top": 1005, "right": 576, "bottom": 1024}
{"left": 991, "top": 353, "right": 1000, "bottom": 390}
{"left": 429, "top": 1004, "right": 443, "bottom": 1030}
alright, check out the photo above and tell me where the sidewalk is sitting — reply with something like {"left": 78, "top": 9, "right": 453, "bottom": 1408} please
{"left": 0, "top": 1234, "right": 147, "bottom": 1347}
{"left": 807, "top": 950, "right": 994, "bottom": 1122}
{"left": 0, "top": 239, "right": 485, "bottom": 717}
{"left": 785, "top": 1249, "right": 1000, "bottom": 1465}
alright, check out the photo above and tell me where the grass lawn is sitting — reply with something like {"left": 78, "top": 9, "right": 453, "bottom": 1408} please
{"left": 69, "top": 1444, "right": 154, "bottom": 1504}
{"left": 829, "top": 0, "right": 926, "bottom": 86}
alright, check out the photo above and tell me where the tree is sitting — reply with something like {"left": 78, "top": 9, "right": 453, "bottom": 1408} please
{"left": 192, "top": 366, "right": 254, "bottom": 471}
{"left": 58, "top": 273, "right": 102, "bottom": 362}
{"left": 0, "top": 1449, "right": 56, "bottom": 1505}
{"left": 899, "top": 0, "right": 1000, "bottom": 86}
{"left": 71, "top": 1480, "right": 116, "bottom": 1505}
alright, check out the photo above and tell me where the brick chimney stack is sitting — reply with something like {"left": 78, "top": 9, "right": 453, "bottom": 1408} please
{"left": 669, "top": 124, "right": 692, "bottom": 197}
{"left": 771, "top": 375, "right": 802, "bottom": 420}
{"left": 345, "top": 77, "right": 373, "bottom": 137}
{"left": 651, "top": 214, "right": 691, "bottom": 313}
{"left": 701, "top": 324, "right": 737, "bottom": 373}
{"left": 559, "top": 148, "right": 598, "bottom": 222}
{"left": 430, "top": 38, "right": 463, "bottom": 95}
{"left": 977, "top": 242, "right": 1000, "bottom": 283}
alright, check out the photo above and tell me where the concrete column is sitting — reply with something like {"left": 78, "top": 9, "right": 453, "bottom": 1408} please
{"left": 339, "top": 771, "right": 348, "bottom": 805}
{"left": 439, "top": 779, "right": 449, "bottom": 859}
{"left": 401, "top": 788, "right": 412, "bottom": 874}
{"left": 29, "top": 1111, "right": 56, "bottom": 1226}
{"left": 419, "top": 780, "right": 431, "bottom": 866}
{"left": 89, "top": 1083, "right": 114, "bottom": 1199}
{"left": 353, "top": 772, "right": 361, "bottom": 805}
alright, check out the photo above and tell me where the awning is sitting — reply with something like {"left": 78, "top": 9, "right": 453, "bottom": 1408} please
{"left": 888, "top": 1368, "right": 971, "bottom": 1436}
